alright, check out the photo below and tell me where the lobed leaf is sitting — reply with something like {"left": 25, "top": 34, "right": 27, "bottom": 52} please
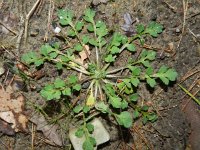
{"left": 116, "top": 111, "right": 133, "bottom": 128}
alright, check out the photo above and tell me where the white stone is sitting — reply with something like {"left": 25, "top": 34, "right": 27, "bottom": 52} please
{"left": 54, "top": 27, "right": 61, "bottom": 33}
{"left": 69, "top": 118, "right": 110, "bottom": 150}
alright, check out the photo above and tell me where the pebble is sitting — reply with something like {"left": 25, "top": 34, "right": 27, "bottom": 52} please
{"left": 81, "top": 81, "right": 90, "bottom": 89}
{"left": 30, "top": 29, "right": 39, "bottom": 37}
{"left": 54, "top": 27, "right": 61, "bottom": 34}
{"left": 175, "top": 28, "right": 180, "bottom": 33}
{"left": 0, "top": 62, "right": 5, "bottom": 76}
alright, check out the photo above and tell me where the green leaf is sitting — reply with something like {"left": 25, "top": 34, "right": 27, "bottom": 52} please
{"left": 69, "top": 75, "right": 78, "bottom": 84}
{"left": 146, "top": 50, "right": 156, "bottom": 60}
{"left": 130, "top": 77, "right": 140, "bottom": 87}
{"left": 105, "top": 84, "right": 116, "bottom": 96}
{"left": 49, "top": 52, "right": 58, "bottom": 59}
{"left": 159, "top": 76, "right": 169, "bottom": 85}
{"left": 40, "top": 44, "right": 55, "bottom": 56}
{"left": 165, "top": 69, "right": 178, "bottom": 81}
{"left": 153, "top": 66, "right": 178, "bottom": 85}
{"left": 110, "top": 32, "right": 123, "bottom": 47}
{"left": 146, "top": 67, "right": 154, "bottom": 75}
{"left": 87, "top": 23, "right": 94, "bottom": 32}
{"left": 34, "top": 59, "right": 44, "bottom": 67}
{"left": 121, "top": 100, "right": 128, "bottom": 109}
{"left": 136, "top": 24, "right": 145, "bottom": 34}
{"left": 54, "top": 78, "right": 65, "bottom": 88}
{"left": 58, "top": 9, "right": 73, "bottom": 26}
{"left": 75, "top": 128, "right": 84, "bottom": 138}
{"left": 62, "top": 87, "right": 71, "bottom": 96}
{"left": 52, "top": 90, "right": 61, "bottom": 99}
{"left": 146, "top": 77, "right": 156, "bottom": 88}
{"left": 21, "top": 52, "right": 39, "bottom": 65}
{"left": 122, "top": 35, "right": 128, "bottom": 44}
{"left": 82, "top": 138, "right": 95, "bottom": 150}
{"left": 60, "top": 55, "right": 70, "bottom": 63}
{"left": 96, "top": 21, "right": 108, "bottom": 37}
{"left": 40, "top": 84, "right": 55, "bottom": 100}
{"left": 74, "top": 43, "right": 83, "bottom": 52}
{"left": 86, "top": 123, "right": 94, "bottom": 133}
{"left": 142, "top": 60, "right": 151, "bottom": 67}
{"left": 88, "top": 136, "right": 96, "bottom": 146}
{"left": 133, "top": 110, "right": 140, "bottom": 119}
{"left": 67, "top": 29, "right": 76, "bottom": 37}
{"left": 83, "top": 106, "right": 90, "bottom": 113}
{"left": 145, "top": 21, "right": 163, "bottom": 37}
{"left": 73, "top": 105, "right": 83, "bottom": 113}
{"left": 141, "top": 105, "right": 149, "bottom": 111}
{"left": 51, "top": 42, "right": 60, "bottom": 49}
{"left": 116, "top": 111, "right": 133, "bottom": 128}
{"left": 82, "top": 35, "right": 89, "bottom": 44}
{"left": 142, "top": 116, "right": 148, "bottom": 125}
{"left": 95, "top": 102, "right": 109, "bottom": 113}
{"left": 158, "top": 65, "right": 168, "bottom": 73}
{"left": 126, "top": 43, "right": 136, "bottom": 52}
{"left": 123, "top": 79, "right": 131, "bottom": 88}
{"left": 109, "top": 96, "right": 122, "bottom": 108}
{"left": 105, "top": 54, "right": 115, "bottom": 63}
{"left": 83, "top": 8, "right": 95, "bottom": 23}
{"left": 147, "top": 113, "right": 158, "bottom": 122}
{"left": 73, "top": 84, "right": 81, "bottom": 91}
{"left": 128, "top": 66, "right": 141, "bottom": 76}
{"left": 110, "top": 46, "right": 120, "bottom": 54}
{"left": 130, "top": 93, "right": 139, "bottom": 102}
{"left": 56, "top": 62, "right": 62, "bottom": 70}
{"left": 89, "top": 38, "right": 98, "bottom": 46}
{"left": 124, "top": 86, "right": 133, "bottom": 94}
{"left": 75, "top": 21, "right": 84, "bottom": 31}
{"left": 139, "top": 50, "right": 156, "bottom": 61}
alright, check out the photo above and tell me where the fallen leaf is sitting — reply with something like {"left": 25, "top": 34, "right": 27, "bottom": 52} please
{"left": 30, "top": 113, "right": 63, "bottom": 146}
{"left": 0, "top": 85, "right": 28, "bottom": 132}
{"left": 0, "top": 119, "right": 15, "bottom": 135}
{"left": 79, "top": 45, "right": 91, "bottom": 63}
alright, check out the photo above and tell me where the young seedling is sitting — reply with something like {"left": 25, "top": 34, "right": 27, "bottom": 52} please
{"left": 21, "top": 8, "right": 178, "bottom": 150}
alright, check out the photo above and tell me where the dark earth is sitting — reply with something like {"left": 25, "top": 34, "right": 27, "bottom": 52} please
{"left": 0, "top": 0, "right": 200, "bottom": 150}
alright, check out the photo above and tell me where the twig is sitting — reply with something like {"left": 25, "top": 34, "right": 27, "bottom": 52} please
{"left": 179, "top": 67, "right": 200, "bottom": 83}
{"left": 179, "top": 83, "right": 200, "bottom": 105}
{"left": 177, "top": 0, "right": 188, "bottom": 48}
{"left": 31, "top": 123, "right": 36, "bottom": 150}
{"left": 163, "top": 1, "right": 177, "bottom": 13}
{"left": 0, "top": 21, "right": 18, "bottom": 35}
{"left": 44, "top": 0, "right": 54, "bottom": 41}
{"left": 16, "top": 19, "right": 24, "bottom": 56}
{"left": 24, "top": 0, "right": 41, "bottom": 44}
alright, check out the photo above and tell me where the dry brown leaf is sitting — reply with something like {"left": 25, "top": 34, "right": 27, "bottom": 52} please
{"left": 74, "top": 44, "right": 91, "bottom": 65}
{"left": 30, "top": 113, "right": 63, "bottom": 146}
{"left": 0, "top": 85, "right": 28, "bottom": 132}
{"left": 0, "top": 119, "right": 15, "bottom": 135}
{"left": 79, "top": 45, "right": 91, "bottom": 63}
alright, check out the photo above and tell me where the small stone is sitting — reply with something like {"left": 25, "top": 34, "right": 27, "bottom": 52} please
{"left": 0, "top": 62, "right": 5, "bottom": 76}
{"left": 30, "top": 29, "right": 39, "bottom": 37}
{"left": 175, "top": 28, "right": 180, "bottom": 33}
{"left": 82, "top": 81, "right": 90, "bottom": 89}
{"left": 54, "top": 27, "right": 61, "bottom": 34}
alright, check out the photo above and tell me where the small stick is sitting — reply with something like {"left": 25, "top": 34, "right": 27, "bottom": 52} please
{"left": 0, "top": 21, "right": 18, "bottom": 35}
{"left": 44, "top": 0, "right": 54, "bottom": 41}
{"left": 24, "top": 0, "right": 41, "bottom": 44}
{"left": 177, "top": 0, "right": 188, "bottom": 48}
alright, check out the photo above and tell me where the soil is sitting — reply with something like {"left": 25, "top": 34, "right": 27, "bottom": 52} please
{"left": 0, "top": 0, "right": 200, "bottom": 150}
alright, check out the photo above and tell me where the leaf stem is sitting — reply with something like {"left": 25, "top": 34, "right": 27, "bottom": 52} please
{"left": 52, "top": 59, "right": 90, "bottom": 75}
